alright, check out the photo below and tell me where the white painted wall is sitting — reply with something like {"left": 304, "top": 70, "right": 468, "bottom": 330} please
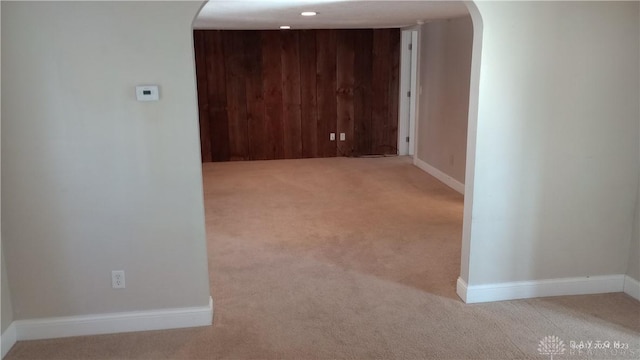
{"left": 416, "top": 16, "right": 473, "bottom": 184}
{"left": 1, "top": 1, "right": 210, "bottom": 320}
{"left": 627, "top": 167, "right": 640, "bottom": 282}
{"left": 0, "top": 20, "right": 10, "bottom": 331}
{"left": 1, "top": 253, "right": 12, "bottom": 334}
{"left": 628, "top": 94, "right": 640, "bottom": 282}
{"left": 464, "top": 1, "right": 640, "bottom": 285}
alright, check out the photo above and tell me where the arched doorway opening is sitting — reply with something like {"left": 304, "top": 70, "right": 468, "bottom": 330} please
{"left": 190, "top": 0, "right": 484, "bottom": 303}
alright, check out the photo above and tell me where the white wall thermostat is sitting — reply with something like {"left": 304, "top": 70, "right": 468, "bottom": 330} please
{"left": 136, "top": 85, "right": 160, "bottom": 101}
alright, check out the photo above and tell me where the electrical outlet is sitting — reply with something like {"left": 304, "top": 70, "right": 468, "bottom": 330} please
{"left": 112, "top": 270, "right": 125, "bottom": 289}
{"left": 339, "top": 133, "right": 346, "bottom": 141}
{"left": 330, "top": 133, "right": 336, "bottom": 141}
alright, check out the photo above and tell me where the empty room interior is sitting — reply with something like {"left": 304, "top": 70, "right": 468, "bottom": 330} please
{"left": 1, "top": 1, "right": 639, "bottom": 359}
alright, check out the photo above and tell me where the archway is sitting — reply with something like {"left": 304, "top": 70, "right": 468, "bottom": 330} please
{"left": 190, "top": 0, "right": 484, "bottom": 303}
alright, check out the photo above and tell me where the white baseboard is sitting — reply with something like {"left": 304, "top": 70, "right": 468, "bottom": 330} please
{"left": 1, "top": 322, "right": 17, "bottom": 359}
{"left": 623, "top": 275, "right": 640, "bottom": 301}
{"left": 456, "top": 277, "right": 468, "bottom": 302}
{"left": 457, "top": 275, "right": 627, "bottom": 304}
{"left": 11, "top": 296, "right": 213, "bottom": 342}
{"left": 413, "top": 158, "right": 465, "bottom": 194}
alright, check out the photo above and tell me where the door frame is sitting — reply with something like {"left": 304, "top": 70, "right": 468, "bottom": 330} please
{"left": 398, "top": 27, "right": 420, "bottom": 156}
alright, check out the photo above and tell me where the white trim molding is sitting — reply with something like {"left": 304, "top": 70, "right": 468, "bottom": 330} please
{"left": 623, "top": 275, "right": 640, "bottom": 301}
{"left": 413, "top": 158, "right": 465, "bottom": 194}
{"left": 1, "top": 322, "right": 17, "bottom": 359}
{"left": 3, "top": 296, "right": 212, "bottom": 349}
{"left": 456, "top": 277, "right": 468, "bottom": 302}
{"left": 457, "top": 275, "right": 629, "bottom": 304}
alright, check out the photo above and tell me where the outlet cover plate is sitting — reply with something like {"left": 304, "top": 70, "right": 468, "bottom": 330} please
{"left": 112, "top": 270, "right": 126, "bottom": 289}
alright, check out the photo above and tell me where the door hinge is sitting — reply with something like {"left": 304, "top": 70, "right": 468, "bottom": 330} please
{"left": 406, "top": 136, "right": 410, "bottom": 143}
{"left": 407, "top": 91, "right": 411, "bottom": 97}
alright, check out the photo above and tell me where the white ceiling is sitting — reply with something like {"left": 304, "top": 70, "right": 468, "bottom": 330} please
{"left": 194, "top": 1, "right": 469, "bottom": 30}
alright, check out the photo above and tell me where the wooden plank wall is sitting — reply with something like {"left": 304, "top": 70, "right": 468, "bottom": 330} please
{"left": 194, "top": 29, "right": 400, "bottom": 162}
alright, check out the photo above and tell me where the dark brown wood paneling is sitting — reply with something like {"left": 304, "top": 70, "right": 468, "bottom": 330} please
{"left": 299, "top": 30, "right": 318, "bottom": 158}
{"left": 262, "top": 31, "right": 285, "bottom": 159}
{"left": 204, "top": 30, "right": 230, "bottom": 162}
{"left": 388, "top": 29, "right": 401, "bottom": 154}
{"left": 280, "top": 31, "right": 302, "bottom": 159}
{"left": 194, "top": 29, "right": 399, "bottom": 162}
{"left": 194, "top": 31, "right": 212, "bottom": 162}
{"left": 336, "top": 30, "right": 355, "bottom": 157}
{"left": 353, "top": 29, "right": 373, "bottom": 156}
{"left": 223, "top": 31, "right": 249, "bottom": 160}
{"left": 372, "top": 29, "right": 391, "bottom": 155}
{"left": 316, "top": 30, "right": 338, "bottom": 158}
{"left": 244, "top": 31, "right": 267, "bottom": 160}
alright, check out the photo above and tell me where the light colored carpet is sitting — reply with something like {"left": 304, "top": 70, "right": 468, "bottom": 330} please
{"left": 6, "top": 156, "right": 640, "bottom": 359}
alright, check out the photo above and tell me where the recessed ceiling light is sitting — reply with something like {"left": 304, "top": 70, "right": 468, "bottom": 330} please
{"left": 301, "top": 11, "right": 317, "bottom": 16}
{"left": 280, "top": 25, "right": 291, "bottom": 29}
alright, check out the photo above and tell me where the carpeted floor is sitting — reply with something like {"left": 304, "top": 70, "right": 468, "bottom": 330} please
{"left": 6, "top": 156, "right": 640, "bottom": 359}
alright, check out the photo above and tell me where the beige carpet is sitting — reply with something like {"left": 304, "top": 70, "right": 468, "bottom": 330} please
{"left": 6, "top": 156, "right": 640, "bottom": 359}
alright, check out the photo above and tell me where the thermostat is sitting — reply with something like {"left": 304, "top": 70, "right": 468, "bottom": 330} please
{"left": 136, "top": 85, "right": 160, "bottom": 101}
